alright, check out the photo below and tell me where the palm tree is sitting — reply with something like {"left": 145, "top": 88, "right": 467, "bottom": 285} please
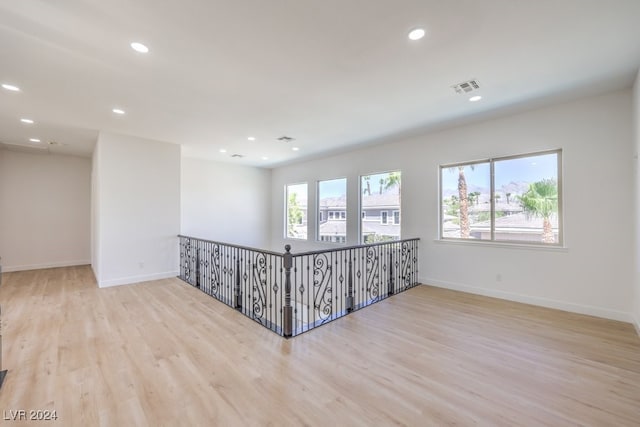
{"left": 506, "top": 192, "right": 512, "bottom": 204}
{"left": 363, "top": 176, "right": 371, "bottom": 196}
{"left": 520, "top": 179, "right": 558, "bottom": 243}
{"left": 457, "top": 166, "right": 470, "bottom": 238}
{"left": 384, "top": 171, "right": 401, "bottom": 194}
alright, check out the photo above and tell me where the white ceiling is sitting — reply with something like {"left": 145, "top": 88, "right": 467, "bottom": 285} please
{"left": 1, "top": 0, "right": 639, "bottom": 166}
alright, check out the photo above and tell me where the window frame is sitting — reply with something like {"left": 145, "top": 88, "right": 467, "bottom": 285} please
{"left": 359, "top": 170, "right": 402, "bottom": 244}
{"left": 316, "top": 177, "right": 347, "bottom": 244}
{"left": 439, "top": 149, "right": 563, "bottom": 246}
{"left": 393, "top": 210, "right": 400, "bottom": 225}
{"left": 285, "top": 182, "right": 308, "bottom": 240}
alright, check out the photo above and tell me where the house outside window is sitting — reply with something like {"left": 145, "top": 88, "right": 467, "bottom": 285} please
{"left": 360, "top": 171, "right": 401, "bottom": 243}
{"left": 381, "top": 211, "right": 388, "bottom": 224}
{"left": 317, "top": 178, "right": 347, "bottom": 243}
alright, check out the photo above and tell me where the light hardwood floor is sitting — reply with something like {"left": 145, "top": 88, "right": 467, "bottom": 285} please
{"left": 0, "top": 266, "right": 639, "bottom": 426}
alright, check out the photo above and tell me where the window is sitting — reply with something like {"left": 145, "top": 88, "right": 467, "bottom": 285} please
{"left": 381, "top": 211, "right": 388, "bottom": 224}
{"left": 317, "top": 178, "right": 347, "bottom": 243}
{"left": 393, "top": 211, "right": 400, "bottom": 225}
{"left": 361, "top": 171, "right": 401, "bottom": 243}
{"left": 441, "top": 161, "right": 491, "bottom": 240}
{"left": 286, "top": 183, "right": 308, "bottom": 239}
{"left": 440, "top": 150, "right": 562, "bottom": 245}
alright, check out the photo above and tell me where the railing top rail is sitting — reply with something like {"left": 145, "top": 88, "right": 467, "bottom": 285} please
{"left": 179, "top": 234, "right": 419, "bottom": 257}
{"left": 178, "top": 235, "right": 284, "bottom": 257}
{"left": 291, "top": 238, "right": 420, "bottom": 257}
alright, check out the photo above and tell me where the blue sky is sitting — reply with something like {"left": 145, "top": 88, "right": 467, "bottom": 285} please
{"left": 314, "top": 172, "right": 401, "bottom": 199}
{"left": 442, "top": 153, "right": 557, "bottom": 193}
{"left": 318, "top": 178, "right": 347, "bottom": 198}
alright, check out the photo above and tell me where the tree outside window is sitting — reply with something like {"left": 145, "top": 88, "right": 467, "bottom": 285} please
{"left": 286, "top": 183, "right": 307, "bottom": 239}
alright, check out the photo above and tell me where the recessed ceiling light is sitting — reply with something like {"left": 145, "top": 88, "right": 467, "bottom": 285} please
{"left": 261, "top": 156, "right": 269, "bottom": 160}
{"left": 469, "top": 95, "right": 482, "bottom": 102}
{"left": 130, "top": 42, "right": 149, "bottom": 53}
{"left": 2, "top": 83, "right": 20, "bottom": 91}
{"left": 20, "top": 118, "right": 34, "bottom": 124}
{"left": 29, "top": 138, "right": 41, "bottom": 143}
{"left": 248, "top": 136, "right": 256, "bottom": 141}
{"left": 408, "top": 28, "right": 426, "bottom": 41}
{"left": 292, "top": 147, "right": 299, "bottom": 151}
{"left": 219, "top": 149, "right": 227, "bottom": 153}
{"left": 112, "top": 108, "right": 125, "bottom": 115}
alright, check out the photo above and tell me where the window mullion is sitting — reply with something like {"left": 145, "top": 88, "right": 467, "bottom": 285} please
{"left": 490, "top": 160, "right": 495, "bottom": 241}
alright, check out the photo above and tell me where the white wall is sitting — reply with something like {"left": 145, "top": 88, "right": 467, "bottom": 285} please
{"left": 181, "top": 158, "right": 271, "bottom": 249}
{"left": 92, "top": 132, "right": 180, "bottom": 287}
{"left": 0, "top": 149, "right": 91, "bottom": 271}
{"left": 271, "top": 89, "right": 635, "bottom": 322}
{"left": 91, "top": 144, "right": 101, "bottom": 280}
{"left": 633, "top": 69, "right": 640, "bottom": 334}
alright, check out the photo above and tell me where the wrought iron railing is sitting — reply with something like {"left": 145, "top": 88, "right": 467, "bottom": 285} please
{"left": 178, "top": 235, "right": 419, "bottom": 337}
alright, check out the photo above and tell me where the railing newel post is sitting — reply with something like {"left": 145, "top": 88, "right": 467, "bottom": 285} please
{"left": 346, "top": 249, "right": 354, "bottom": 312}
{"left": 283, "top": 245, "right": 293, "bottom": 338}
{"left": 195, "top": 241, "right": 201, "bottom": 289}
{"left": 388, "top": 246, "right": 394, "bottom": 297}
{"left": 234, "top": 255, "right": 242, "bottom": 310}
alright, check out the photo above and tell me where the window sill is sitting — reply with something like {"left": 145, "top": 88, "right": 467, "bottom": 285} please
{"left": 434, "top": 238, "right": 568, "bottom": 252}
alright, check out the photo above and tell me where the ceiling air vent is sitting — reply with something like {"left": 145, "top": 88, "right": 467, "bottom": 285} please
{"left": 277, "top": 136, "right": 295, "bottom": 142}
{"left": 451, "top": 79, "right": 480, "bottom": 94}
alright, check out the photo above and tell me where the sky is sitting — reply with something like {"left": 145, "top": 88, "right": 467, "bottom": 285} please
{"left": 287, "top": 172, "right": 403, "bottom": 201}
{"left": 441, "top": 152, "right": 558, "bottom": 194}
{"left": 318, "top": 178, "right": 347, "bottom": 199}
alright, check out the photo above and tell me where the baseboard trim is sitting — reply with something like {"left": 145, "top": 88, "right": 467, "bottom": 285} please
{"left": 420, "top": 276, "right": 633, "bottom": 324}
{"left": 98, "top": 270, "right": 179, "bottom": 288}
{"left": 3, "top": 260, "right": 90, "bottom": 272}
{"left": 633, "top": 315, "right": 640, "bottom": 338}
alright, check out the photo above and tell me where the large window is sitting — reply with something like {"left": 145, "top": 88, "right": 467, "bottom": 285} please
{"left": 286, "top": 183, "right": 308, "bottom": 240}
{"left": 440, "top": 150, "right": 562, "bottom": 245}
{"left": 361, "top": 171, "right": 401, "bottom": 243}
{"left": 317, "top": 178, "right": 347, "bottom": 243}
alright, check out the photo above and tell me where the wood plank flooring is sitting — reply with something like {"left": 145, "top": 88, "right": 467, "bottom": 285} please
{"left": 0, "top": 266, "right": 639, "bottom": 426}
